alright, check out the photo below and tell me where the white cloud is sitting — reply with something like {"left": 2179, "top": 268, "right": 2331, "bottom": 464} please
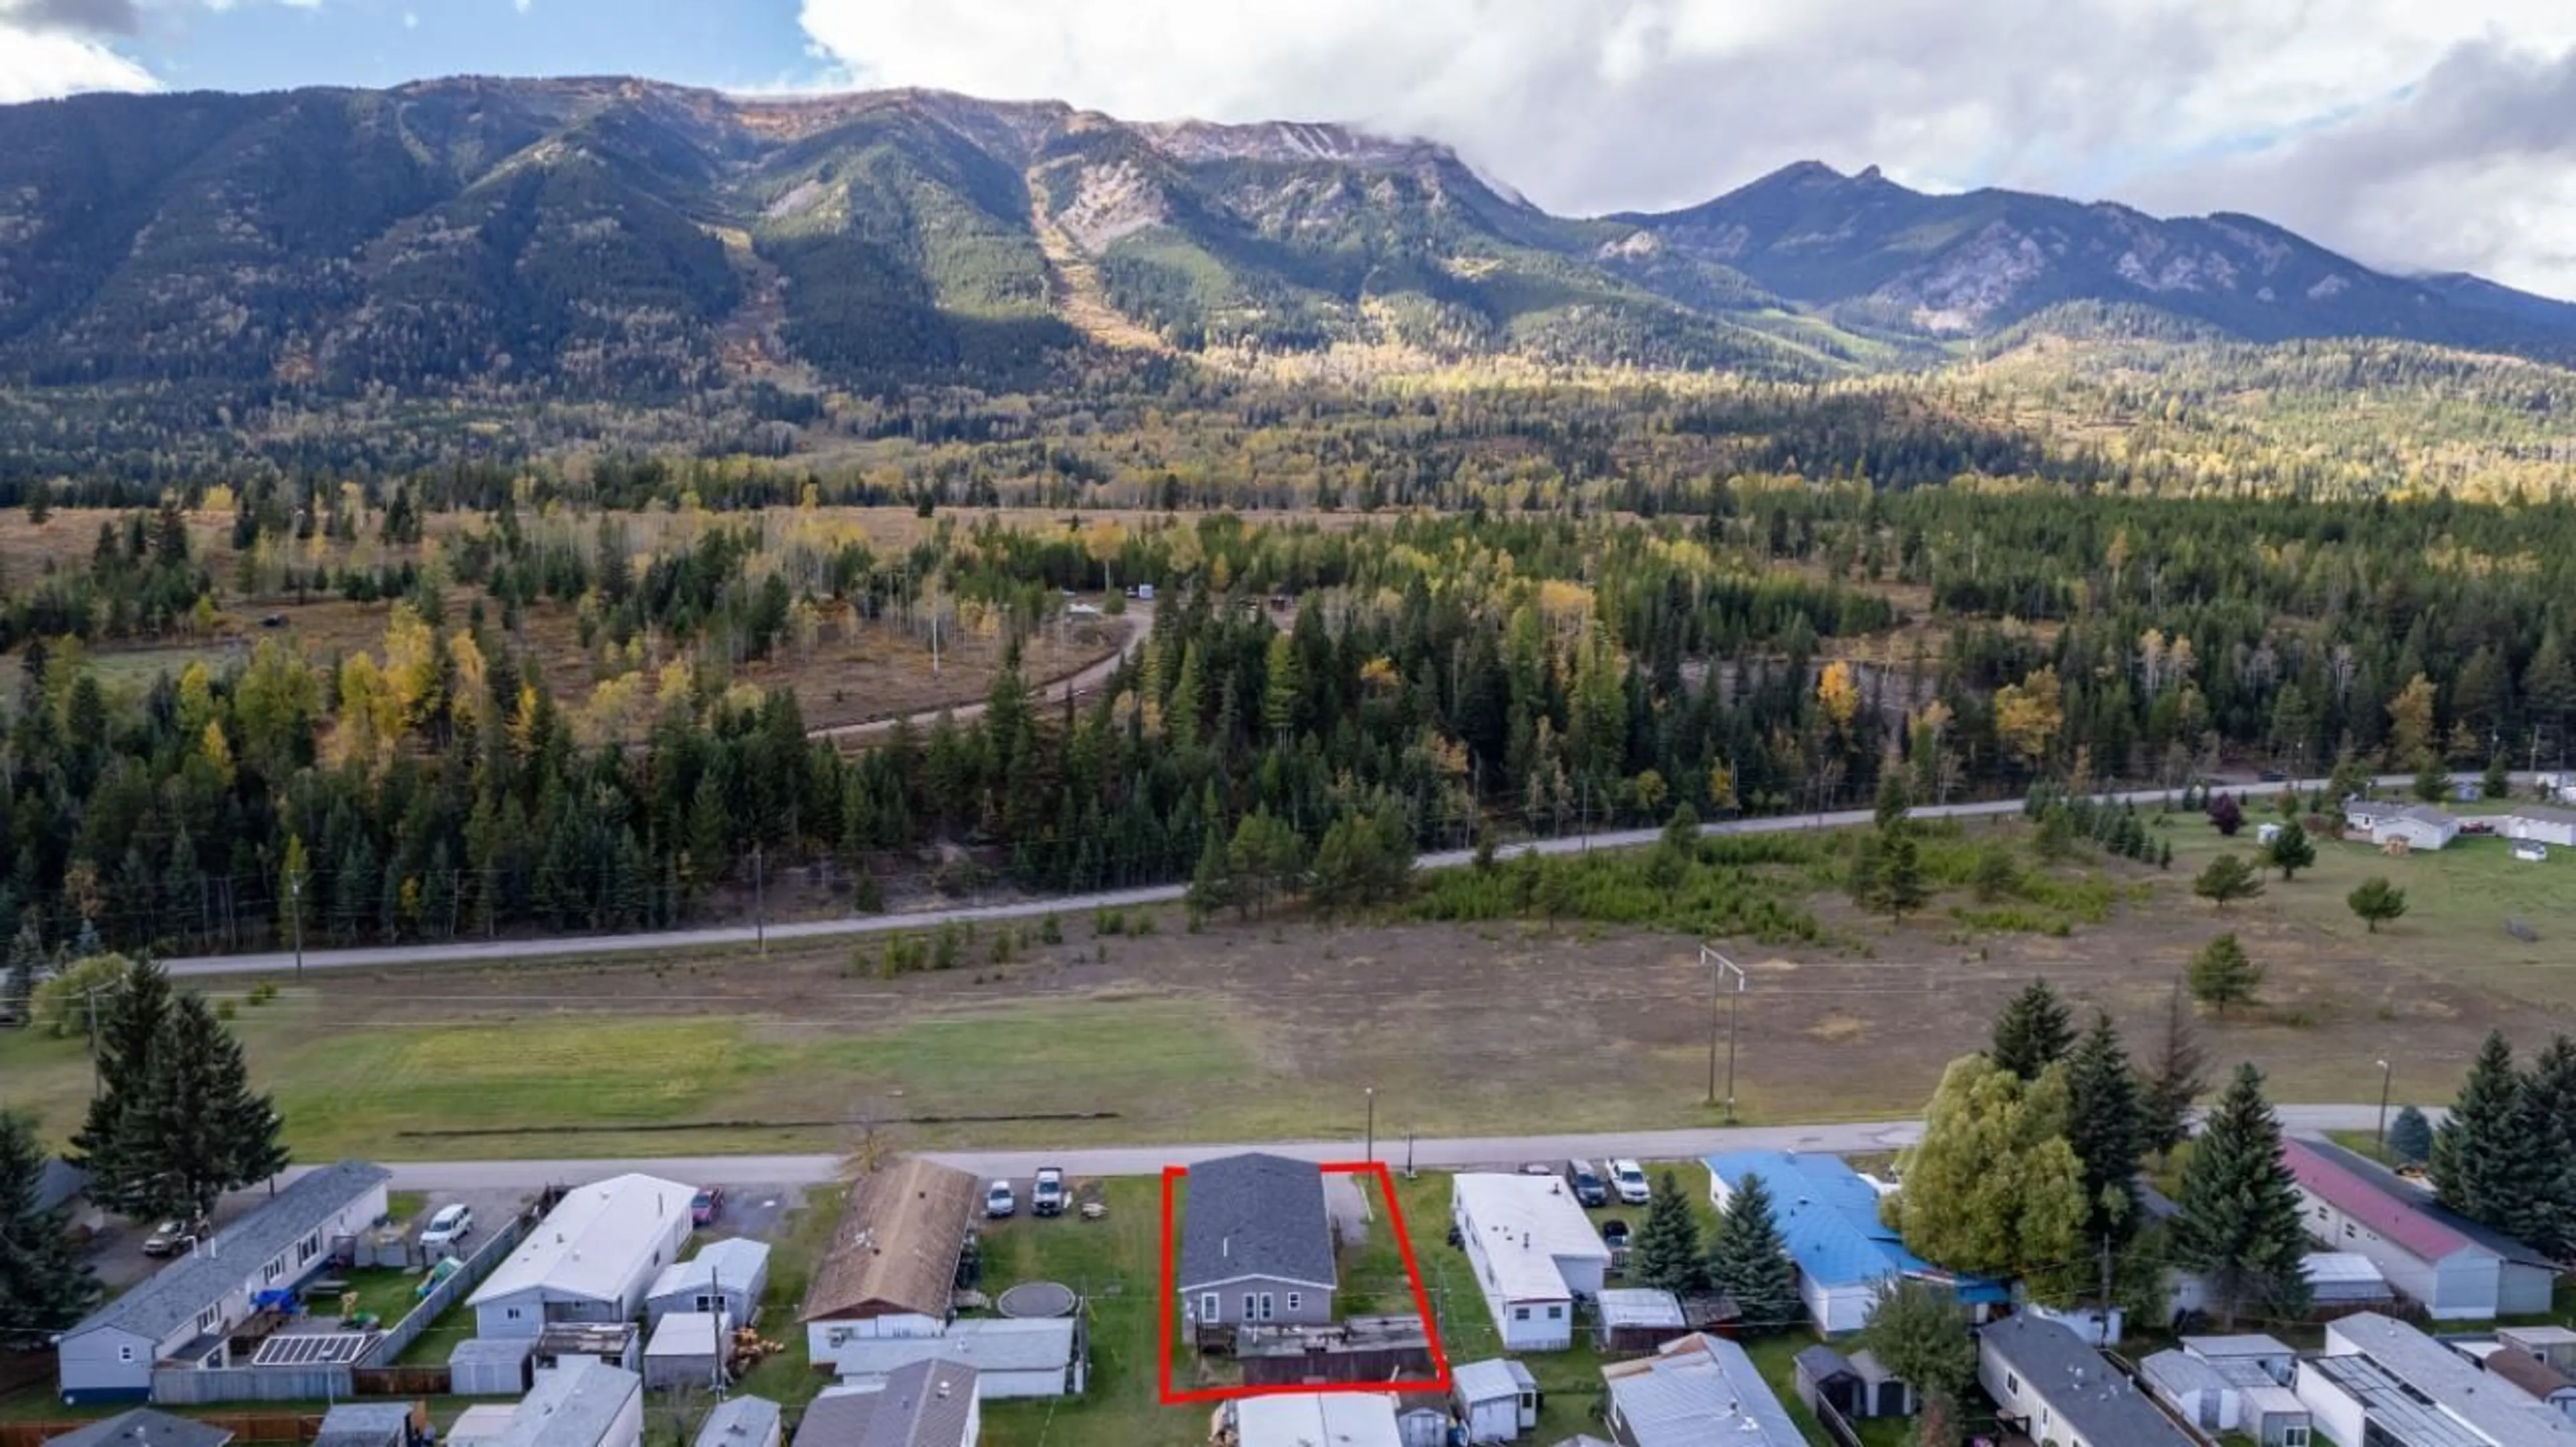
{"left": 0, "top": 21, "right": 156, "bottom": 102}
{"left": 795, "top": 0, "right": 2576, "bottom": 299}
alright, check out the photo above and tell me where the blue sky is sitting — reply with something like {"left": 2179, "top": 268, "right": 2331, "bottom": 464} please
{"left": 129, "top": 0, "right": 820, "bottom": 94}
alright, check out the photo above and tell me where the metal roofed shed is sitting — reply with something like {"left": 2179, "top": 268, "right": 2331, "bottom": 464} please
{"left": 1451, "top": 1358, "right": 1539, "bottom": 1442}
{"left": 1603, "top": 1332, "right": 1807, "bottom": 1447}
{"left": 693, "top": 1395, "right": 782, "bottom": 1447}
{"left": 534, "top": 1321, "right": 640, "bottom": 1373}
{"left": 2484, "top": 1352, "right": 2576, "bottom": 1417}
{"left": 2304, "top": 1251, "right": 2396, "bottom": 1307}
{"left": 647, "top": 1238, "right": 771, "bottom": 1330}
{"left": 312, "top": 1401, "right": 415, "bottom": 1447}
{"left": 643, "top": 1312, "right": 731, "bottom": 1391}
{"left": 1593, "top": 1288, "right": 1688, "bottom": 1353}
{"left": 448, "top": 1336, "right": 535, "bottom": 1396}
{"left": 44, "top": 1409, "right": 236, "bottom": 1447}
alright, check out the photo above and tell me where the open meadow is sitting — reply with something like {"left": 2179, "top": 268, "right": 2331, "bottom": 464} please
{"left": 7, "top": 805, "right": 2573, "bottom": 1161}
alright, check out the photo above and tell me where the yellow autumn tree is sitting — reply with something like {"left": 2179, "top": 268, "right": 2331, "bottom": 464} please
{"left": 1994, "top": 665, "right": 2066, "bottom": 771}
{"left": 2387, "top": 673, "right": 2439, "bottom": 763}
{"left": 1817, "top": 660, "right": 1863, "bottom": 733}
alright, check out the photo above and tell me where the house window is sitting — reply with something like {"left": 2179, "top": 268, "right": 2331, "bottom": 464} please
{"left": 1244, "top": 1293, "right": 1258, "bottom": 1322}
{"left": 199, "top": 1305, "right": 220, "bottom": 1332}
{"left": 1200, "top": 1294, "right": 1218, "bottom": 1322}
{"left": 1287, "top": 1293, "right": 1301, "bottom": 1314}
{"left": 506, "top": 1307, "right": 523, "bottom": 1321}
{"left": 2006, "top": 1373, "right": 2020, "bottom": 1396}
{"left": 119, "top": 1346, "right": 136, "bottom": 1363}
{"left": 1548, "top": 1305, "right": 1564, "bottom": 1320}
{"left": 298, "top": 1238, "right": 318, "bottom": 1265}
{"left": 2285, "top": 1428, "right": 2310, "bottom": 1447}
{"left": 262, "top": 1261, "right": 282, "bottom": 1284}
{"left": 1257, "top": 1293, "right": 1276, "bottom": 1322}
{"left": 1514, "top": 1307, "right": 1530, "bottom": 1321}
{"left": 698, "top": 1294, "right": 720, "bottom": 1312}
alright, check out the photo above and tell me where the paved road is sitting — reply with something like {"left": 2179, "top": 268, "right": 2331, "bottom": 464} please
{"left": 294, "top": 1104, "right": 2413, "bottom": 1191}
{"left": 174, "top": 773, "right": 2446, "bottom": 979}
{"left": 806, "top": 603, "right": 1154, "bottom": 747}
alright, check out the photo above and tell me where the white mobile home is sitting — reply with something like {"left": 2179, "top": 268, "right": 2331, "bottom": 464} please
{"left": 2280, "top": 1138, "right": 2555, "bottom": 1320}
{"left": 468, "top": 1174, "right": 694, "bottom": 1339}
{"left": 692, "top": 1395, "right": 782, "bottom": 1447}
{"left": 2343, "top": 802, "right": 2461, "bottom": 851}
{"left": 823, "top": 1316, "right": 1083, "bottom": 1400}
{"left": 53, "top": 1161, "right": 392, "bottom": 1405}
{"left": 1450, "top": 1175, "right": 1609, "bottom": 1352}
{"left": 2296, "top": 1314, "right": 2575, "bottom": 1447}
{"left": 2502, "top": 806, "right": 2576, "bottom": 848}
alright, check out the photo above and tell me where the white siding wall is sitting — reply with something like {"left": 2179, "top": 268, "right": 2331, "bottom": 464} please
{"left": 2499, "top": 1261, "right": 2556, "bottom": 1317}
{"left": 2426, "top": 1252, "right": 2504, "bottom": 1320}
{"left": 2292, "top": 1361, "right": 2370, "bottom": 1447}
{"left": 2504, "top": 817, "right": 2576, "bottom": 847}
{"left": 1557, "top": 1254, "right": 1606, "bottom": 1299}
{"left": 57, "top": 1326, "right": 159, "bottom": 1401}
{"left": 599, "top": 1379, "right": 646, "bottom": 1447}
{"left": 1460, "top": 1394, "right": 1517, "bottom": 1444}
{"left": 1817, "top": 1281, "right": 1879, "bottom": 1336}
{"left": 806, "top": 1315, "right": 946, "bottom": 1374}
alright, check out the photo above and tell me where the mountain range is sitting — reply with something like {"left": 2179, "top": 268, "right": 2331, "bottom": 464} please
{"left": 1, "top": 76, "right": 2570, "bottom": 413}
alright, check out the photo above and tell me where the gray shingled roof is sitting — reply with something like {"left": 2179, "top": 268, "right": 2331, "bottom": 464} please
{"left": 1175, "top": 1154, "right": 1335, "bottom": 1291}
{"left": 696, "top": 1396, "right": 784, "bottom": 1447}
{"left": 1981, "top": 1314, "right": 2196, "bottom": 1447}
{"left": 45, "top": 1408, "right": 235, "bottom": 1447}
{"left": 798, "top": 1360, "right": 980, "bottom": 1447}
{"left": 312, "top": 1403, "right": 412, "bottom": 1447}
{"left": 63, "top": 1162, "right": 390, "bottom": 1344}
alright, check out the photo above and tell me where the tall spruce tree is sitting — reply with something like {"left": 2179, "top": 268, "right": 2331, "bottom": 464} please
{"left": 2386, "top": 1106, "right": 2434, "bottom": 1166}
{"left": 2169, "top": 1063, "right": 2312, "bottom": 1328}
{"left": 2430, "top": 1030, "right": 2539, "bottom": 1233}
{"left": 2140, "top": 979, "right": 2211, "bottom": 1161}
{"left": 2510, "top": 1035, "right": 2576, "bottom": 1260}
{"left": 1706, "top": 1173, "right": 1800, "bottom": 1335}
{"left": 2063, "top": 1012, "right": 2147, "bottom": 1247}
{"left": 66, "top": 956, "right": 170, "bottom": 1218}
{"left": 119, "top": 994, "right": 288, "bottom": 1222}
{"left": 0, "top": 1113, "right": 99, "bottom": 1338}
{"left": 1990, "top": 979, "right": 2075, "bottom": 1080}
{"left": 1628, "top": 1171, "right": 1706, "bottom": 1293}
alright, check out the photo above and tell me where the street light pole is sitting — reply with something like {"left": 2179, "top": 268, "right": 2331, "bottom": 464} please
{"left": 1701, "top": 945, "right": 1748, "bottom": 1121}
{"left": 288, "top": 877, "right": 304, "bottom": 980}
{"left": 1364, "top": 1087, "right": 1377, "bottom": 1165}
{"left": 2375, "top": 1058, "right": 2394, "bottom": 1159}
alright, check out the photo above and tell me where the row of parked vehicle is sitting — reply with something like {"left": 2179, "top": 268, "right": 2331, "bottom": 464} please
{"left": 1542, "top": 1157, "right": 1652, "bottom": 1208}
{"left": 985, "top": 1166, "right": 1068, "bottom": 1219}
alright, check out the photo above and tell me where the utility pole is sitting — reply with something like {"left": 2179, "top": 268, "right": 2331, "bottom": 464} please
{"left": 753, "top": 845, "right": 767, "bottom": 958}
{"left": 288, "top": 876, "right": 304, "bottom": 980}
{"left": 1364, "top": 1087, "right": 1376, "bottom": 1165}
{"left": 2375, "top": 1057, "right": 2394, "bottom": 1158}
{"left": 1701, "top": 945, "right": 1748, "bottom": 1121}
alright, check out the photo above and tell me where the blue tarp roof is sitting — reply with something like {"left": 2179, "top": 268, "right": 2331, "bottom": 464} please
{"left": 1704, "top": 1150, "right": 2006, "bottom": 1302}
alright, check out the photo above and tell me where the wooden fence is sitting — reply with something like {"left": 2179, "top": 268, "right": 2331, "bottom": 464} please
{"left": 361, "top": 1214, "right": 527, "bottom": 1368}
{"left": 151, "top": 1363, "right": 350, "bottom": 1405}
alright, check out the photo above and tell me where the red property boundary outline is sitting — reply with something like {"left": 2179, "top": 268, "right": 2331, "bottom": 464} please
{"left": 1157, "top": 1159, "right": 1455, "bottom": 1406}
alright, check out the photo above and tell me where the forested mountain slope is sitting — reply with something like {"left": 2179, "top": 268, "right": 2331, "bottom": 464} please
{"left": 2, "top": 79, "right": 2573, "bottom": 472}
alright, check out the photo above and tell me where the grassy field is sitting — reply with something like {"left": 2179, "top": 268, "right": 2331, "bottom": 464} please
{"left": 11, "top": 803, "right": 2576, "bottom": 1164}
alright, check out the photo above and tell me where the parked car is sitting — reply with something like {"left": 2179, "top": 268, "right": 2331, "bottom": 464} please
{"left": 419, "top": 1203, "right": 474, "bottom": 1253}
{"left": 690, "top": 1186, "right": 725, "bottom": 1227}
{"left": 1610, "top": 1159, "right": 1652, "bottom": 1205}
{"left": 985, "top": 1179, "right": 1016, "bottom": 1219}
{"left": 1564, "top": 1159, "right": 1608, "bottom": 1208}
{"left": 1032, "top": 1167, "right": 1067, "bottom": 1217}
{"left": 143, "top": 1217, "right": 207, "bottom": 1257}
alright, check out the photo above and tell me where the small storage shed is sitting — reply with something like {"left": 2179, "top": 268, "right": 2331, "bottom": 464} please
{"left": 449, "top": 1336, "right": 536, "bottom": 1396}
{"left": 1794, "top": 1345, "right": 1860, "bottom": 1417}
{"left": 1593, "top": 1289, "right": 1689, "bottom": 1353}
{"left": 1846, "top": 1350, "right": 1918, "bottom": 1419}
{"left": 643, "top": 1312, "right": 729, "bottom": 1391}
{"left": 2143, "top": 1350, "right": 2239, "bottom": 1432}
{"left": 1452, "top": 1358, "right": 1539, "bottom": 1442}
{"left": 2304, "top": 1251, "right": 2396, "bottom": 1308}
{"left": 692, "top": 1396, "right": 782, "bottom": 1447}
{"left": 313, "top": 1402, "right": 415, "bottom": 1447}
{"left": 1395, "top": 1394, "right": 1452, "bottom": 1447}
{"left": 647, "top": 1239, "right": 771, "bottom": 1331}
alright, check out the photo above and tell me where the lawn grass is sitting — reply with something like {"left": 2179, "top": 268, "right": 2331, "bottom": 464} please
{"left": 977, "top": 1178, "right": 1182, "bottom": 1447}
